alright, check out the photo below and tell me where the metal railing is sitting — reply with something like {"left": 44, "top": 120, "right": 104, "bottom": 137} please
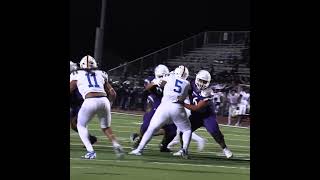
{"left": 107, "top": 31, "right": 205, "bottom": 74}
{"left": 107, "top": 31, "right": 250, "bottom": 82}
{"left": 107, "top": 31, "right": 250, "bottom": 112}
{"left": 205, "top": 31, "right": 250, "bottom": 45}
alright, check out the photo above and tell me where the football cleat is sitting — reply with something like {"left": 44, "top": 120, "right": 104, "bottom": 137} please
{"left": 160, "top": 146, "right": 173, "bottom": 152}
{"left": 173, "top": 149, "right": 189, "bottom": 159}
{"left": 131, "top": 136, "right": 141, "bottom": 149}
{"left": 223, "top": 148, "right": 233, "bottom": 158}
{"left": 128, "top": 149, "right": 142, "bottom": 156}
{"left": 81, "top": 151, "right": 96, "bottom": 159}
{"left": 113, "top": 145, "right": 125, "bottom": 159}
{"left": 129, "top": 133, "right": 139, "bottom": 143}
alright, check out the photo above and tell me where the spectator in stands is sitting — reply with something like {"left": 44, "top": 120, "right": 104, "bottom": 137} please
{"left": 227, "top": 89, "right": 240, "bottom": 125}
{"left": 235, "top": 87, "right": 250, "bottom": 126}
{"left": 126, "top": 87, "right": 134, "bottom": 110}
{"left": 120, "top": 81, "right": 130, "bottom": 110}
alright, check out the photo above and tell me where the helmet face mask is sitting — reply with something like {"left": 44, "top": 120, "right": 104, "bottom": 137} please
{"left": 174, "top": 65, "right": 189, "bottom": 80}
{"left": 79, "top": 55, "right": 98, "bottom": 69}
{"left": 196, "top": 78, "right": 209, "bottom": 90}
{"left": 154, "top": 64, "right": 169, "bottom": 80}
{"left": 195, "top": 70, "right": 211, "bottom": 90}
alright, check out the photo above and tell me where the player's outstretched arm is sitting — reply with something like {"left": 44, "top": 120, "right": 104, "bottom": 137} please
{"left": 145, "top": 82, "right": 157, "bottom": 91}
{"left": 183, "top": 99, "right": 210, "bottom": 111}
{"left": 173, "top": 97, "right": 210, "bottom": 112}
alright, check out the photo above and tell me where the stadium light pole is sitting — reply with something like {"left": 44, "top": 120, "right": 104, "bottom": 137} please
{"left": 94, "top": 0, "right": 107, "bottom": 67}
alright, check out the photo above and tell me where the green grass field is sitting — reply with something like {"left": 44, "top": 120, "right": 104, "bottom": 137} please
{"left": 70, "top": 112, "right": 250, "bottom": 180}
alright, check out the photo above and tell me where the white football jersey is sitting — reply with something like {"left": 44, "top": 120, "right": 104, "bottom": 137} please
{"left": 239, "top": 91, "right": 250, "bottom": 105}
{"left": 161, "top": 74, "right": 190, "bottom": 103}
{"left": 228, "top": 93, "right": 240, "bottom": 105}
{"left": 70, "top": 70, "right": 108, "bottom": 99}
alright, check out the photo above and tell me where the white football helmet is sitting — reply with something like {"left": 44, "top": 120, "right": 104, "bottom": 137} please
{"left": 70, "top": 61, "right": 77, "bottom": 72}
{"left": 195, "top": 70, "right": 211, "bottom": 90}
{"left": 154, "top": 64, "right": 169, "bottom": 79}
{"left": 79, "top": 55, "right": 98, "bottom": 69}
{"left": 174, "top": 65, "right": 189, "bottom": 80}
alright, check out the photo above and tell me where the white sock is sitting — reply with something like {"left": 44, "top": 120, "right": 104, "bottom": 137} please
{"left": 77, "top": 124, "right": 94, "bottom": 152}
{"left": 182, "top": 130, "right": 192, "bottom": 151}
{"left": 191, "top": 132, "right": 204, "bottom": 143}
{"left": 136, "top": 128, "right": 155, "bottom": 151}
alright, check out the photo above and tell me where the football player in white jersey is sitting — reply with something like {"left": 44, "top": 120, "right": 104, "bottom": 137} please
{"left": 129, "top": 65, "right": 192, "bottom": 158}
{"left": 235, "top": 87, "right": 250, "bottom": 126}
{"left": 70, "top": 61, "right": 97, "bottom": 145}
{"left": 70, "top": 55, "right": 124, "bottom": 159}
{"left": 227, "top": 89, "right": 240, "bottom": 125}
{"left": 130, "top": 64, "right": 177, "bottom": 152}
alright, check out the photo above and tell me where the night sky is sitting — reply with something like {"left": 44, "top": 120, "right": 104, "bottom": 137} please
{"left": 70, "top": 0, "right": 250, "bottom": 69}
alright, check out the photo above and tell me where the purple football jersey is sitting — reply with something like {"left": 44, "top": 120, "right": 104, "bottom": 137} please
{"left": 190, "top": 81, "right": 215, "bottom": 118}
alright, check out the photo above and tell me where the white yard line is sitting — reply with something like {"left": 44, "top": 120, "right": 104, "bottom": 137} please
{"left": 80, "top": 129, "right": 250, "bottom": 138}
{"left": 70, "top": 157, "right": 250, "bottom": 170}
{"left": 70, "top": 134, "right": 249, "bottom": 148}
{"left": 70, "top": 143, "right": 250, "bottom": 156}
{"left": 71, "top": 167, "right": 93, "bottom": 169}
